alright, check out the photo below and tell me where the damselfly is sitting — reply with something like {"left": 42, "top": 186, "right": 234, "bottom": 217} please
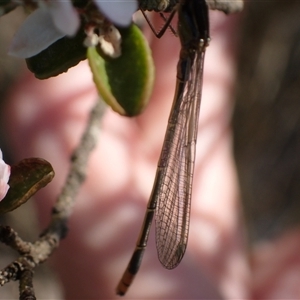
{"left": 117, "top": 0, "right": 210, "bottom": 295}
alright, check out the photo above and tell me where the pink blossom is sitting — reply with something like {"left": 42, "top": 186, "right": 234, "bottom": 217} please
{"left": 0, "top": 149, "right": 10, "bottom": 201}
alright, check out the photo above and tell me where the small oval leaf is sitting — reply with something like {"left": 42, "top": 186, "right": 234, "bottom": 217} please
{"left": 87, "top": 46, "right": 126, "bottom": 115}
{"left": 0, "top": 158, "right": 55, "bottom": 214}
{"left": 88, "top": 24, "right": 154, "bottom": 116}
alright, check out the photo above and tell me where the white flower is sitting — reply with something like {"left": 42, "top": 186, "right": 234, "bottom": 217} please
{"left": 0, "top": 149, "right": 10, "bottom": 201}
{"left": 94, "top": 0, "right": 138, "bottom": 27}
{"left": 45, "top": 0, "right": 80, "bottom": 36}
{"left": 9, "top": 0, "right": 137, "bottom": 59}
{"left": 9, "top": 0, "right": 80, "bottom": 58}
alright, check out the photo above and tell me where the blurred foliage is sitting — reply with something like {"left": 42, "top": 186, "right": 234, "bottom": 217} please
{"left": 233, "top": 0, "right": 300, "bottom": 243}
{"left": 0, "top": 8, "right": 26, "bottom": 97}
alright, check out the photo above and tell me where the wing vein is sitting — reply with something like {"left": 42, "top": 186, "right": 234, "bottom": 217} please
{"left": 153, "top": 49, "right": 206, "bottom": 269}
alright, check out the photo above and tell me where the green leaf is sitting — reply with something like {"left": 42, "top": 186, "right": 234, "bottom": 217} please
{"left": 87, "top": 24, "right": 155, "bottom": 116}
{"left": 0, "top": 158, "right": 55, "bottom": 214}
{"left": 26, "top": 24, "right": 87, "bottom": 79}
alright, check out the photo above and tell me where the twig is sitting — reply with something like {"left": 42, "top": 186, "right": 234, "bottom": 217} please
{"left": 0, "top": 226, "right": 32, "bottom": 254}
{"left": 0, "top": 100, "right": 106, "bottom": 293}
{"left": 19, "top": 268, "right": 36, "bottom": 300}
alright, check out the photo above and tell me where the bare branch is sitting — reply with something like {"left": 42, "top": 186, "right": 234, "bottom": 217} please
{"left": 0, "top": 100, "right": 106, "bottom": 292}
{"left": 0, "top": 226, "right": 32, "bottom": 254}
{"left": 19, "top": 268, "right": 36, "bottom": 300}
{"left": 51, "top": 100, "right": 105, "bottom": 221}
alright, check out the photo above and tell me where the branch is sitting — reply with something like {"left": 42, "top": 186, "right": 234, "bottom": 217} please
{"left": 0, "top": 100, "right": 106, "bottom": 293}
{"left": 0, "top": 226, "right": 32, "bottom": 254}
{"left": 19, "top": 268, "right": 36, "bottom": 300}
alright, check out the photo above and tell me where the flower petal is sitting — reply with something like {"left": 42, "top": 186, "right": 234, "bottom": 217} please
{"left": 0, "top": 150, "right": 10, "bottom": 201}
{"left": 8, "top": 8, "right": 65, "bottom": 58}
{"left": 94, "top": 0, "right": 138, "bottom": 27}
{"left": 48, "top": 0, "right": 80, "bottom": 36}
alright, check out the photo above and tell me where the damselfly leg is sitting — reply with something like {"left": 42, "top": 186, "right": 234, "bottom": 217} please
{"left": 140, "top": 9, "right": 177, "bottom": 38}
